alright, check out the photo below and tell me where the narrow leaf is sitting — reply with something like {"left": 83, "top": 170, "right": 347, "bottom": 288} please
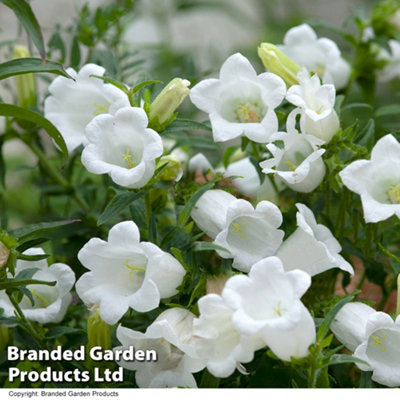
{"left": 98, "top": 191, "right": 145, "bottom": 225}
{"left": 0, "top": 58, "right": 72, "bottom": 81}
{"left": 0, "top": 0, "right": 46, "bottom": 59}
{"left": 317, "top": 295, "right": 355, "bottom": 341}
{"left": 178, "top": 182, "right": 214, "bottom": 226}
{"left": 193, "top": 241, "right": 229, "bottom": 254}
{"left": 9, "top": 219, "right": 79, "bottom": 241}
{"left": 0, "top": 104, "right": 68, "bottom": 157}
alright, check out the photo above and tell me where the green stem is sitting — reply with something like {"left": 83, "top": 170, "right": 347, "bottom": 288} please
{"left": 0, "top": 279, "right": 56, "bottom": 290}
{"left": 7, "top": 291, "right": 43, "bottom": 346}
{"left": 21, "top": 135, "right": 90, "bottom": 213}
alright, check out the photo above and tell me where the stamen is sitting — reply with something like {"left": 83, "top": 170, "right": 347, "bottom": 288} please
{"left": 124, "top": 260, "right": 146, "bottom": 282}
{"left": 284, "top": 160, "right": 298, "bottom": 171}
{"left": 122, "top": 148, "right": 135, "bottom": 169}
{"left": 370, "top": 333, "right": 387, "bottom": 351}
{"left": 29, "top": 289, "right": 51, "bottom": 307}
{"left": 236, "top": 103, "right": 262, "bottom": 123}
{"left": 388, "top": 184, "right": 400, "bottom": 204}
{"left": 273, "top": 300, "right": 287, "bottom": 317}
{"left": 93, "top": 101, "right": 110, "bottom": 116}
{"left": 230, "top": 221, "right": 248, "bottom": 238}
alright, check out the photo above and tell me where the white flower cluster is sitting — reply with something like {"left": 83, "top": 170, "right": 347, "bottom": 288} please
{"left": 45, "top": 64, "right": 164, "bottom": 189}
{"left": 112, "top": 256, "right": 316, "bottom": 387}
{"left": 36, "top": 21, "right": 399, "bottom": 389}
{"left": 190, "top": 26, "right": 344, "bottom": 194}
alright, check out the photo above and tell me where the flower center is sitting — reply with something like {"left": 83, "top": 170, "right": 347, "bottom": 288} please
{"left": 273, "top": 300, "right": 288, "bottom": 317}
{"left": 93, "top": 101, "right": 110, "bottom": 116}
{"left": 388, "top": 183, "right": 400, "bottom": 204}
{"left": 124, "top": 260, "right": 146, "bottom": 282}
{"left": 122, "top": 148, "right": 136, "bottom": 169}
{"left": 28, "top": 289, "right": 51, "bottom": 308}
{"left": 369, "top": 332, "right": 387, "bottom": 351}
{"left": 230, "top": 221, "right": 248, "bottom": 239}
{"left": 235, "top": 103, "right": 263, "bottom": 123}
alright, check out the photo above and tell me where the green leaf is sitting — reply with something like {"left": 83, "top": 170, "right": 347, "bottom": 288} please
{"left": 70, "top": 36, "right": 81, "bottom": 68}
{"left": 45, "top": 326, "right": 85, "bottom": 339}
{"left": 14, "top": 267, "right": 39, "bottom": 281}
{"left": 9, "top": 219, "right": 79, "bottom": 242}
{"left": 162, "top": 118, "right": 212, "bottom": 133}
{"left": 0, "top": 58, "right": 72, "bottom": 81}
{"left": 317, "top": 294, "right": 355, "bottom": 341}
{"left": 98, "top": 191, "right": 145, "bottom": 225}
{"left": 130, "top": 79, "right": 162, "bottom": 95}
{"left": 375, "top": 104, "right": 400, "bottom": 118}
{"left": 320, "top": 354, "right": 370, "bottom": 369}
{"left": 0, "top": 104, "right": 68, "bottom": 157}
{"left": 193, "top": 241, "right": 229, "bottom": 253}
{"left": 17, "top": 252, "right": 49, "bottom": 261}
{"left": 178, "top": 182, "right": 214, "bottom": 226}
{"left": 0, "top": 0, "right": 46, "bottom": 59}
{"left": 90, "top": 74, "right": 129, "bottom": 94}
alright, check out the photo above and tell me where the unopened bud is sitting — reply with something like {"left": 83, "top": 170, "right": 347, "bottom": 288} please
{"left": 13, "top": 45, "right": 36, "bottom": 108}
{"left": 87, "top": 309, "right": 111, "bottom": 350}
{"left": 258, "top": 43, "right": 300, "bottom": 87}
{"left": 149, "top": 78, "right": 190, "bottom": 129}
{"left": 0, "top": 241, "right": 9, "bottom": 270}
{"left": 0, "top": 325, "right": 9, "bottom": 352}
{"left": 157, "top": 154, "right": 182, "bottom": 181}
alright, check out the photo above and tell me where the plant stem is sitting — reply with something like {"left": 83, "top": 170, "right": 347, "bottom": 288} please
{"left": 21, "top": 135, "right": 90, "bottom": 213}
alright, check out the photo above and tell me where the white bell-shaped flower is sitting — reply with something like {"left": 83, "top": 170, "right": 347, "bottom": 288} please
{"left": 213, "top": 199, "right": 284, "bottom": 272}
{"left": 286, "top": 70, "right": 340, "bottom": 143}
{"left": 0, "top": 248, "right": 75, "bottom": 324}
{"left": 339, "top": 134, "right": 400, "bottom": 223}
{"left": 331, "top": 302, "right": 400, "bottom": 387}
{"left": 81, "top": 107, "right": 163, "bottom": 189}
{"left": 275, "top": 203, "right": 354, "bottom": 276}
{"left": 190, "top": 189, "right": 284, "bottom": 272}
{"left": 44, "top": 63, "right": 130, "bottom": 153}
{"left": 190, "top": 53, "right": 286, "bottom": 143}
{"left": 190, "top": 189, "right": 237, "bottom": 239}
{"left": 193, "top": 293, "right": 263, "bottom": 378}
{"left": 115, "top": 308, "right": 205, "bottom": 388}
{"left": 222, "top": 256, "right": 315, "bottom": 362}
{"left": 76, "top": 221, "right": 186, "bottom": 325}
{"left": 279, "top": 24, "right": 351, "bottom": 90}
{"left": 260, "top": 122, "right": 326, "bottom": 193}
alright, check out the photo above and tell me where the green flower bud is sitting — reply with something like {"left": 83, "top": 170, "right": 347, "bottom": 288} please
{"left": 157, "top": 154, "right": 182, "bottom": 181}
{"left": 87, "top": 309, "right": 111, "bottom": 351}
{"left": 0, "top": 325, "right": 9, "bottom": 352}
{"left": 258, "top": 43, "right": 301, "bottom": 87}
{"left": 149, "top": 78, "right": 190, "bottom": 129}
{"left": 13, "top": 45, "right": 36, "bottom": 108}
{"left": 0, "top": 241, "right": 9, "bottom": 270}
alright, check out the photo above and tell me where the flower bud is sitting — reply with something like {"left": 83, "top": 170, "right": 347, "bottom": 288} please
{"left": 87, "top": 309, "right": 111, "bottom": 350}
{"left": 149, "top": 78, "right": 190, "bottom": 129}
{"left": 157, "top": 154, "right": 182, "bottom": 181}
{"left": 12, "top": 45, "right": 36, "bottom": 109}
{"left": 0, "top": 241, "right": 9, "bottom": 270}
{"left": 0, "top": 325, "right": 9, "bottom": 352}
{"left": 258, "top": 43, "right": 300, "bottom": 87}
